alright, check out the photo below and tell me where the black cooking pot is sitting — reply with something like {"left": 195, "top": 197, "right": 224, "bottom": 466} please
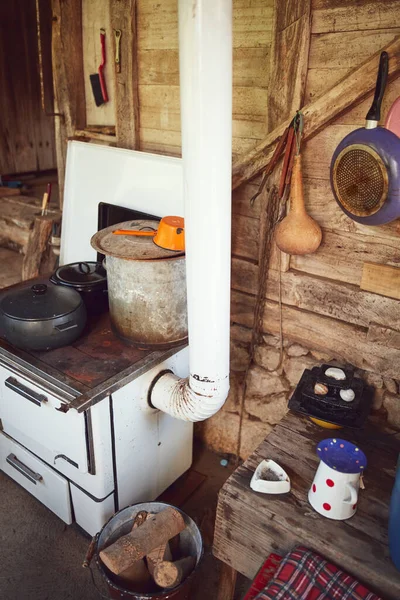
{"left": 0, "top": 283, "right": 86, "bottom": 351}
{"left": 50, "top": 261, "right": 108, "bottom": 315}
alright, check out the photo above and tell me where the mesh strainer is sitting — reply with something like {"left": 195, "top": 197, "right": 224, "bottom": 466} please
{"left": 332, "top": 144, "right": 388, "bottom": 217}
{"left": 330, "top": 51, "right": 400, "bottom": 225}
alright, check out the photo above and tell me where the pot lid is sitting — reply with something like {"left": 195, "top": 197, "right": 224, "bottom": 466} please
{"left": 53, "top": 262, "right": 107, "bottom": 288}
{"left": 91, "top": 220, "right": 185, "bottom": 261}
{"left": 0, "top": 283, "right": 83, "bottom": 321}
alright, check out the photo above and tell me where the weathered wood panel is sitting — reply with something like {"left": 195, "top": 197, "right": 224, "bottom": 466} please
{"left": 82, "top": 0, "right": 116, "bottom": 126}
{"left": 137, "top": 0, "right": 272, "bottom": 155}
{"left": 231, "top": 259, "right": 400, "bottom": 330}
{"left": 52, "top": 0, "right": 86, "bottom": 207}
{"left": 361, "top": 263, "right": 400, "bottom": 301}
{"left": 232, "top": 36, "right": 400, "bottom": 189}
{"left": 267, "top": 0, "right": 311, "bottom": 130}
{"left": 312, "top": 0, "right": 400, "bottom": 34}
{"left": 291, "top": 230, "right": 400, "bottom": 286}
{"left": 0, "top": 0, "right": 56, "bottom": 174}
{"left": 302, "top": 178, "right": 400, "bottom": 241}
{"left": 111, "top": 0, "right": 140, "bottom": 150}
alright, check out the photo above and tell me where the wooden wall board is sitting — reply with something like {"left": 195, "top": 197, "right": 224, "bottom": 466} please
{"left": 82, "top": 0, "right": 116, "bottom": 126}
{"left": 267, "top": 0, "right": 311, "bottom": 130}
{"left": 367, "top": 322, "right": 400, "bottom": 350}
{"left": 361, "top": 263, "right": 400, "bottom": 301}
{"left": 231, "top": 259, "right": 400, "bottom": 330}
{"left": 111, "top": 0, "right": 140, "bottom": 150}
{"left": 0, "top": 0, "right": 56, "bottom": 174}
{"left": 302, "top": 177, "right": 400, "bottom": 241}
{"left": 137, "top": 0, "right": 272, "bottom": 157}
{"left": 291, "top": 230, "right": 400, "bottom": 286}
{"left": 263, "top": 299, "right": 400, "bottom": 379}
{"left": 308, "top": 29, "right": 400, "bottom": 70}
{"left": 52, "top": 0, "right": 86, "bottom": 208}
{"left": 312, "top": 0, "right": 400, "bottom": 34}
{"left": 232, "top": 216, "right": 259, "bottom": 261}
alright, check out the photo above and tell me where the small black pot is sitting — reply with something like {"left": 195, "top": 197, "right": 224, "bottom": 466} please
{"left": 0, "top": 283, "right": 86, "bottom": 351}
{"left": 50, "top": 261, "right": 108, "bottom": 315}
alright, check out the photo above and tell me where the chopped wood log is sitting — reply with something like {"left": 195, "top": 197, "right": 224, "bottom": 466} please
{"left": 99, "top": 507, "right": 186, "bottom": 575}
{"left": 232, "top": 35, "right": 400, "bottom": 190}
{"left": 115, "top": 510, "right": 153, "bottom": 593}
{"left": 21, "top": 215, "right": 54, "bottom": 281}
{"left": 146, "top": 542, "right": 172, "bottom": 577}
{"left": 360, "top": 262, "right": 400, "bottom": 301}
{"left": 153, "top": 556, "right": 196, "bottom": 589}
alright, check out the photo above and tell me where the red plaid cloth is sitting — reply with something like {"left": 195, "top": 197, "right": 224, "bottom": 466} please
{"left": 255, "top": 546, "right": 382, "bottom": 600}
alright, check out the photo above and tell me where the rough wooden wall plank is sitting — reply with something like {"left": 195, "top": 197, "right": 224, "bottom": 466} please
{"left": 305, "top": 72, "right": 400, "bottom": 125}
{"left": 82, "top": 0, "right": 115, "bottom": 126}
{"left": 368, "top": 322, "right": 400, "bottom": 350}
{"left": 52, "top": 0, "right": 86, "bottom": 208}
{"left": 361, "top": 263, "right": 400, "bottom": 301}
{"left": 267, "top": 0, "right": 311, "bottom": 130}
{"left": 0, "top": 0, "right": 56, "bottom": 174}
{"left": 231, "top": 259, "right": 400, "bottom": 330}
{"left": 291, "top": 230, "right": 400, "bottom": 286}
{"left": 111, "top": 0, "right": 140, "bottom": 149}
{"left": 302, "top": 177, "right": 400, "bottom": 241}
{"left": 263, "top": 299, "right": 400, "bottom": 378}
{"left": 308, "top": 29, "right": 400, "bottom": 70}
{"left": 232, "top": 35, "right": 400, "bottom": 189}
{"left": 312, "top": 0, "right": 400, "bottom": 34}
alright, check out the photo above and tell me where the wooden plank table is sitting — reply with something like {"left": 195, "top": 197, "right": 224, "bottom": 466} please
{"left": 214, "top": 412, "right": 400, "bottom": 599}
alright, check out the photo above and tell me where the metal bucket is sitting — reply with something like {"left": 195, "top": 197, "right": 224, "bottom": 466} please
{"left": 91, "top": 221, "right": 188, "bottom": 350}
{"left": 95, "top": 502, "right": 203, "bottom": 600}
{"left": 106, "top": 255, "right": 187, "bottom": 350}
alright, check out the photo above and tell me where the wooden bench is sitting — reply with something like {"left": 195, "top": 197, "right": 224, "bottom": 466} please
{"left": 214, "top": 412, "right": 400, "bottom": 600}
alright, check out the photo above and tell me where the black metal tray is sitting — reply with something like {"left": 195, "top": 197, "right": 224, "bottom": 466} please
{"left": 288, "top": 364, "right": 373, "bottom": 428}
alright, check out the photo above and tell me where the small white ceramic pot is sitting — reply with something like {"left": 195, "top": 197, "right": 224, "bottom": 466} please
{"left": 308, "top": 438, "right": 367, "bottom": 521}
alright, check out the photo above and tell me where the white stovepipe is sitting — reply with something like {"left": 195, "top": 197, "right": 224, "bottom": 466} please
{"left": 149, "top": 0, "right": 232, "bottom": 421}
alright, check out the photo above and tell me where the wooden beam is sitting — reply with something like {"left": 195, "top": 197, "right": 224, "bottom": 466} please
{"left": 110, "top": 0, "right": 140, "bottom": 150}
{"left": 361, "top": 262, "right": 400, "bottom": 301}
{"left": 52, "top": 0, "right": 86, "bottom": 208}
{"left": 232, "top": 35, "right": 400, "bottom": 190}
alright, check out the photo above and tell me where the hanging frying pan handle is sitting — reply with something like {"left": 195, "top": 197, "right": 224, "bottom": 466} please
{"left": 366, "top": 51, "right": 388, "bottom": 123}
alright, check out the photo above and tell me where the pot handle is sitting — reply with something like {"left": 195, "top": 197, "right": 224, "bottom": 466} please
{"left": 113, "top": 229, "right": 156, "bottom": 236}
{"left": 55, "top": 321, "right": 78, "bottom": 332}
{"left": 344, "top": 482, "right": 358, "bottom": 505}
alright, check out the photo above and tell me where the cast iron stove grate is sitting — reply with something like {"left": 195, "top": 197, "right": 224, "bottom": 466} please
{"left": 288, "top": 364, "right": 373, "bottom": 428}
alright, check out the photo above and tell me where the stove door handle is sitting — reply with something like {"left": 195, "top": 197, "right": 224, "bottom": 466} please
{"left": 6, "top": 453, "right": 43, "bottom": 485}
{"left": 5, "top": 376, "right": 47, "bottom": 407}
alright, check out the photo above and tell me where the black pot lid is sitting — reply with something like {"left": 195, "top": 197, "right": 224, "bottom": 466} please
{"left": 0, "top": 283, "right": 83, "bottom": 321}
{"left": 53, "top": 261, "right": 107, "bottom": 288}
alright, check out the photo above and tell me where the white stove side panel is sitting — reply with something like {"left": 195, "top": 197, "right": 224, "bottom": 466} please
{"left": 61, "top": 142, "right": 184, "bottom": 265}
{"left": 111, "top": 347, "right": 193, "bottom": 511}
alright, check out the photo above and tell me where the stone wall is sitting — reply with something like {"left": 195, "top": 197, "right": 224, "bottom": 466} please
{"left": 195, "top": 325, "right": 400, "bottom": 460}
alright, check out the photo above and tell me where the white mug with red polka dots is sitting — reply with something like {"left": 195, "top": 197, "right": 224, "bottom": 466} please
{"left": 308, "top": 438, "right": 367, "bottom": 521}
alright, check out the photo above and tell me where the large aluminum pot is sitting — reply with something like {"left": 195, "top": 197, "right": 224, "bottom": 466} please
{"left": 91, "top": 220, "right": 187, "bottom": 349}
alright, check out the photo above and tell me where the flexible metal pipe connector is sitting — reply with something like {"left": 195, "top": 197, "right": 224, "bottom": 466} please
{"left": 149, "top": 0, "right": 233, "bottom": 422}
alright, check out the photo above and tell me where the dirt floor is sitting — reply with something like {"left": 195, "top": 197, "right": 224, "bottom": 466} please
{"left": 0, "top": 442, "right": 250, "bottom": 600}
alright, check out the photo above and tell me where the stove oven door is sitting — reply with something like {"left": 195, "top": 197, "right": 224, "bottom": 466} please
{"left": 0, "top": 366, "right": 89, "bottom": 473}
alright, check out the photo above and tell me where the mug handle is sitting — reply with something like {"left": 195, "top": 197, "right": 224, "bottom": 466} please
{"left": 344, "top": 483, "right": 358, "bottom": 505}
